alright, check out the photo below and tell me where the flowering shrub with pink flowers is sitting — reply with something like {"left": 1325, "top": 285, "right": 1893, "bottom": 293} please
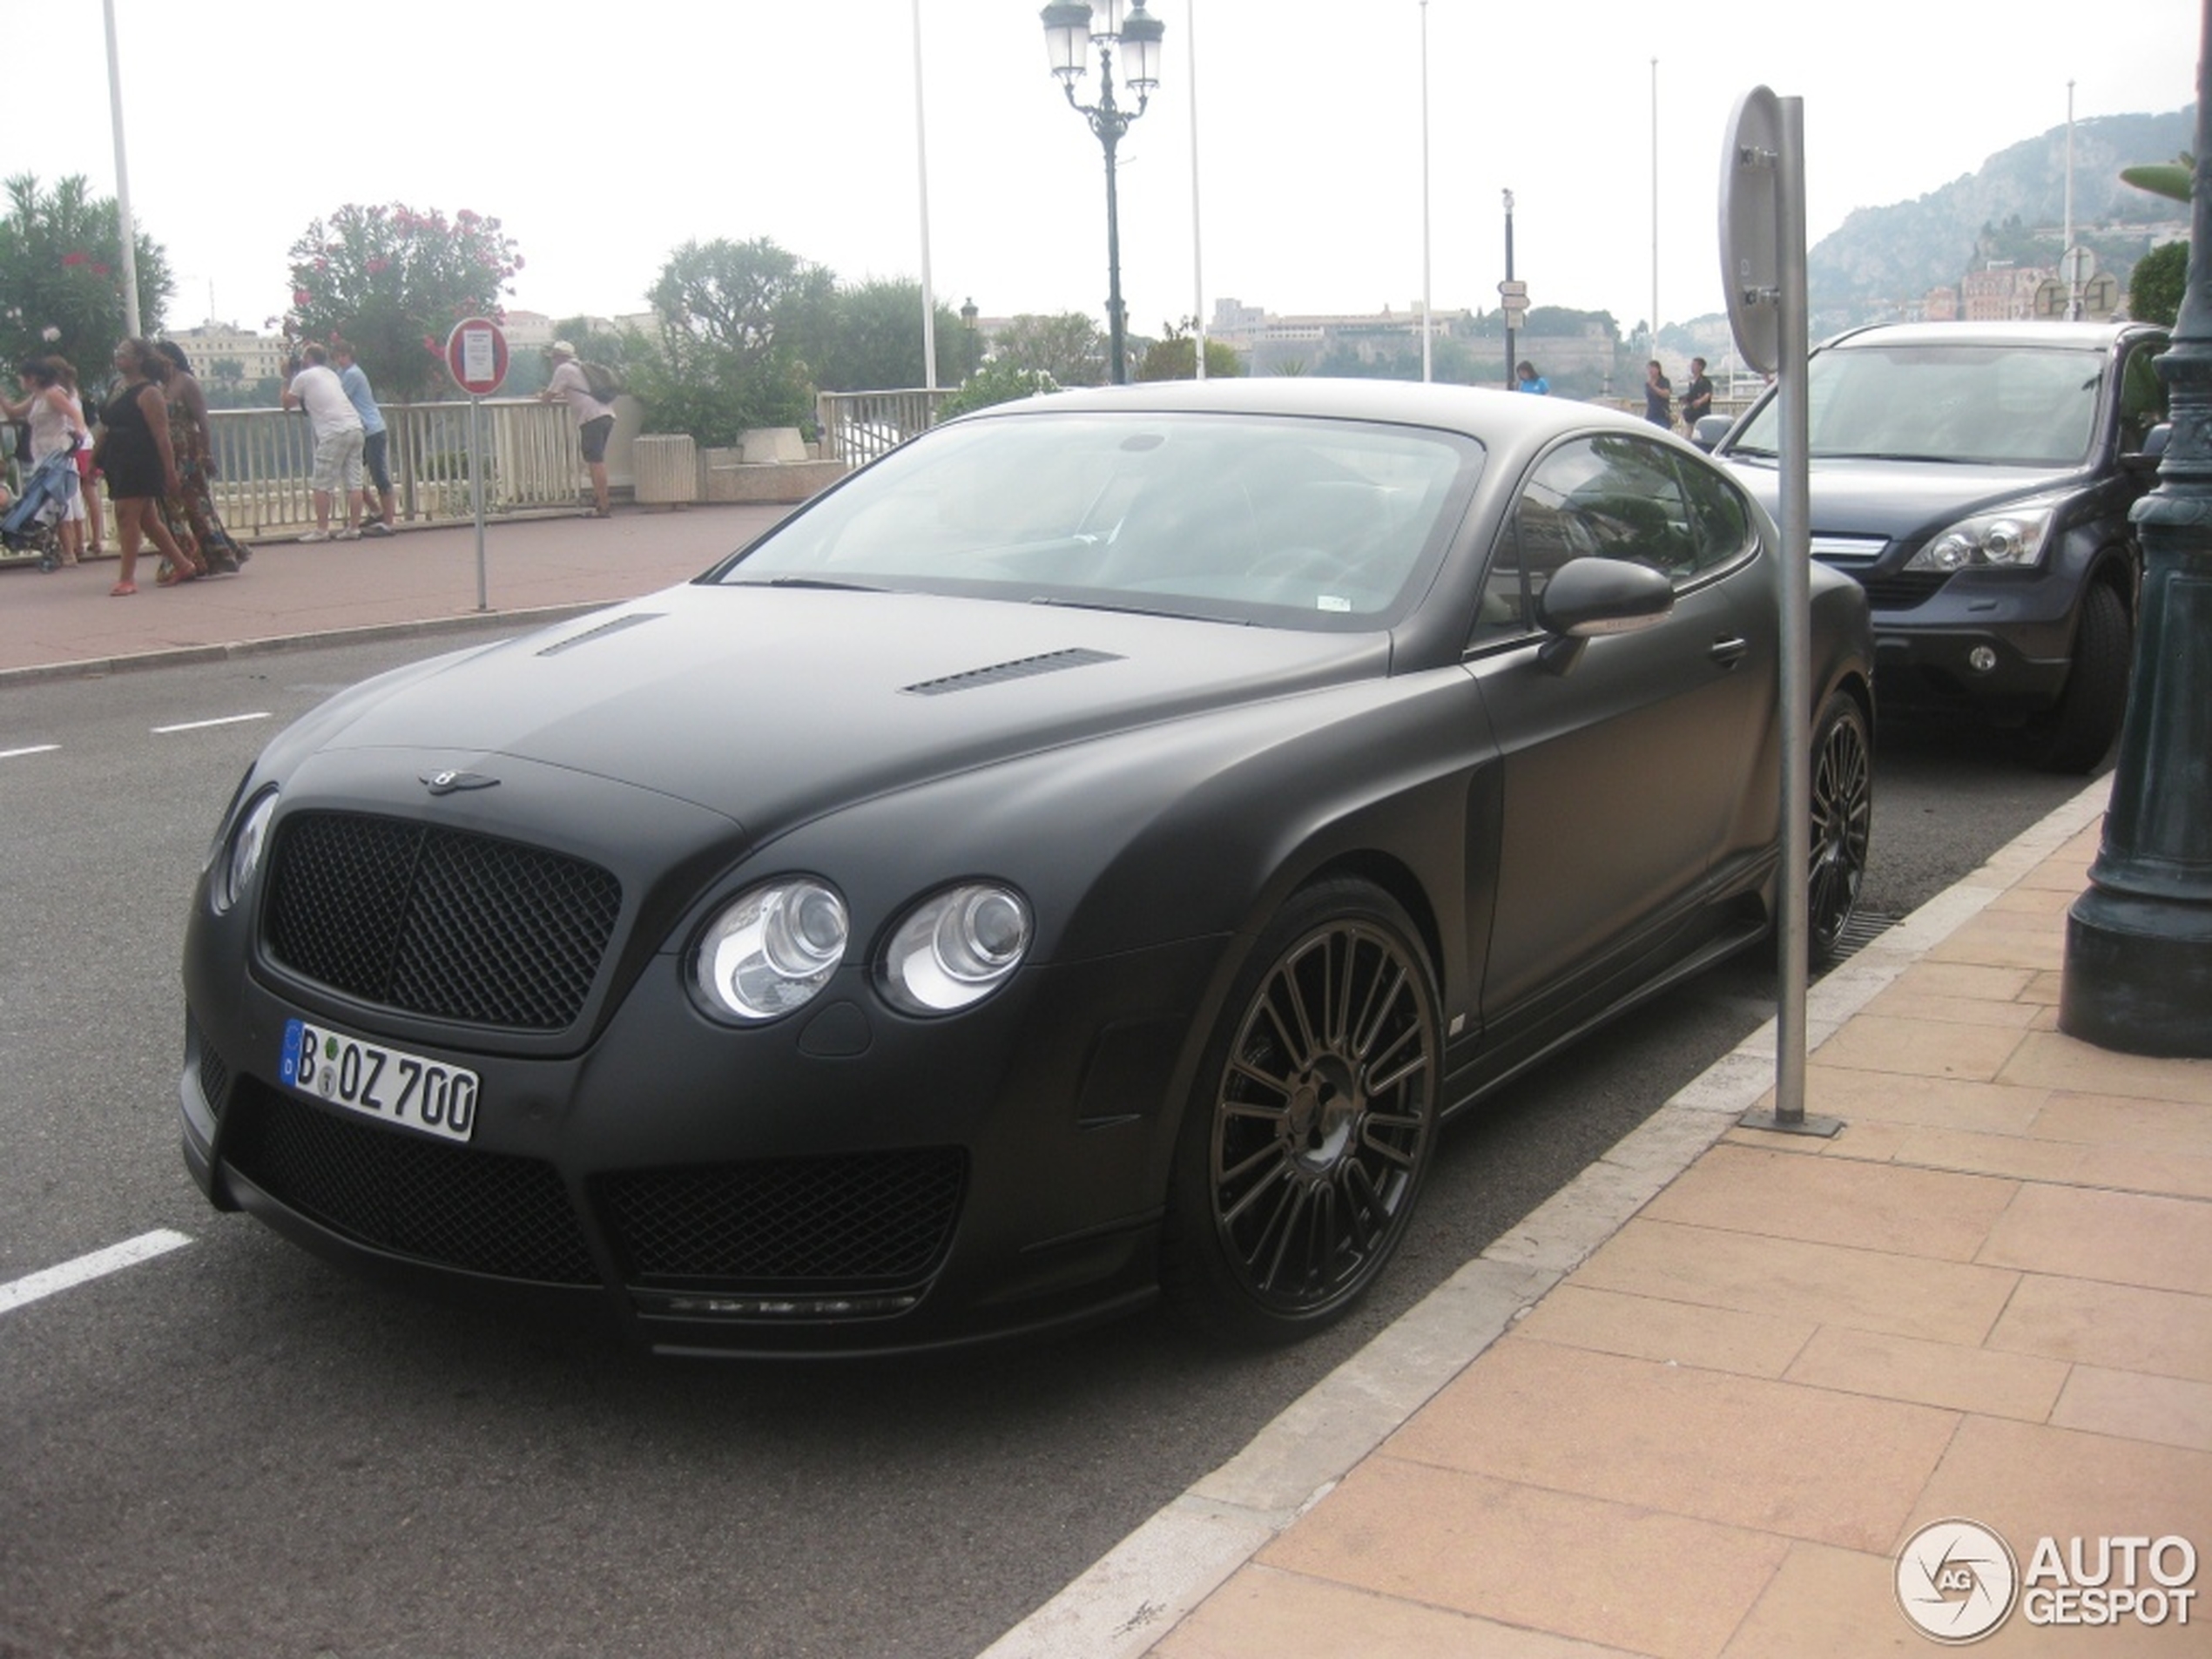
{"left": 281, "top": 203, "right": 522, "bottom": 401}
{"left": 0, "top": 173, "right": 175, "bottom": 372}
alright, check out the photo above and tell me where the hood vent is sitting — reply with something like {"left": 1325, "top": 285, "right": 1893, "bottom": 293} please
{"left": 902, "top": 647, "right": 1123, "bottom": 697}
{"left": 536, "top": 613, "right": 665, "bottom": 657}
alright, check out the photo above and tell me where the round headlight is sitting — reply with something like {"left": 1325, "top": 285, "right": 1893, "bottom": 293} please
{"left": 693, "top": 878, "right": 849, "bottom": 1022}
{"left": 880, "top": 884, "right": 1033, "bottom": 1015}
{"left": 1924, "top": 532, "right": 1973, "bottom": 571}
{"left": 213, "top": 789, "right": 279, "bottom": 915}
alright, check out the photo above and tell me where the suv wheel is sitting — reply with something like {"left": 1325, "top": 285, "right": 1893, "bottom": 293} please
{"left": 2027, "top": 580, "right": 2130, "bottom": 773}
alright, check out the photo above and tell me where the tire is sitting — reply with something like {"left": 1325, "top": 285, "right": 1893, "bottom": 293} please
{"left": 2027, "top": 580, "right": 2131, "bottom": 773}
{"left": 1808, "top": 693, "right": 1873, "bottom": 964}
{"left": 1160, "top": 880, "right": 1441, "bottom": 1345}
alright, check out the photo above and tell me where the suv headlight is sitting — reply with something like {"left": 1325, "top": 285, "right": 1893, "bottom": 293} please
{"left": 1904, "top": 499, "right": 2060, "bottom": 572}
{"left": 880, "top": 884, "right": 1033, "bottom": 1015}
{"left": 693, "top": 878, "right": 849, "bottom": 1022}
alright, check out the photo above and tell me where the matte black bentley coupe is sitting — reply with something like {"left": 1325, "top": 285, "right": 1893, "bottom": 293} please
{"left": 180, "top": 381, "right": 1873, "bottom": 1355}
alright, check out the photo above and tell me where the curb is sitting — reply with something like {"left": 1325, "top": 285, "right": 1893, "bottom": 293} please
{"left": 974, "top": 777, "right": 2113, "bottom": 1659}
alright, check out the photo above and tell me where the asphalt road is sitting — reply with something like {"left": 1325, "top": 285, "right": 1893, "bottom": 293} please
{"left": 0, "top": 630, "right": 2106, "bottom": 1659}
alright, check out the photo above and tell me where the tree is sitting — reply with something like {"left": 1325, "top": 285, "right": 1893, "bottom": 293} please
{"left": 939, "top": 356, "right": 1060, "bottom": 418}
{"left": 281, "top": 203, "right": 521, "bottom": 402}
{"left": 813, "top": 278, "right": 968, "bottom": 391}
{"left": 631, "top": 237, "right": 835, "bottom": 446}
{"left": 1136, "top": 317, "right": 1245, "bottom": 381}
{"left": 2131, "top": 240, "right": 2188, "bottom": 327}
{"left": 988, "top": 313, "right": 1108, "bottom": 387}
{"left": 0, "top": 173, "right": 174, "bottom": 371}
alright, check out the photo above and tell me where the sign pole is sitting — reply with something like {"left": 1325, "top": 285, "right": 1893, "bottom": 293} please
{"left": 442, "top": 318, "right": 509, "bottom": 614}
{"left": 470, "top": 394, "right": 488, "bottom": 611}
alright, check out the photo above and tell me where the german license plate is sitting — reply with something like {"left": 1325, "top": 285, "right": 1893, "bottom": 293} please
{"left": 280, "top": 1018, "right": 481, "bottom": 1144}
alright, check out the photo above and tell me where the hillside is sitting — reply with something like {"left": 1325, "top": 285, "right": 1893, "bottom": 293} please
{"left": 1804, "top": 107, "right": 2194, "bottom": 330}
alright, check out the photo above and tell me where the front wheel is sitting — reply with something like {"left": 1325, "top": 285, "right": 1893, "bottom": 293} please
{"left": 2026, "top": 580, "right": 2131, "bottom": 774}
{"left": 1161, "top": 880, "right": 1441, "bottom": 1345}
{"left": 1808, "top": 692, "right": 1873, "bottom": 963}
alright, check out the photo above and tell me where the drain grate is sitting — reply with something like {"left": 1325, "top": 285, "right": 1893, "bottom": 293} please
{"left": 1828, "top": 911, "right": 1900, "bottom": 963}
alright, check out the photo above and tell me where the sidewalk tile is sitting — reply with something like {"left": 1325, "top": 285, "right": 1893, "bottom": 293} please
{"left": 1884, "top": 1126, "right": 2087, "bottom": 1186}
{"left": 2029, "top": 1090, "right": 2212, "bottom": 1157}
{"left": 1810, "top": 1014, "right": 2029, "bottom": 1082}
{"left": 2075, "top": 1144, "right": 2212, "bottom": 1203}
{"left": 1383, "top": 1339, "right": 1958, "bottom": 1553}
{"left": 1642, "top": 1143, "right": 2018, "bottom": 1262}
{"left": 1998, "top": 1031, "right": 2212, "bottom": 1105}
{"left": 1987, "top": 1277, "right": 2212, "bottom": 1383}
{"left": 2051, "top": 1366, "right": 2212, "bottom": 1452}
{"left": 1782, "top": 1325, "right": 2068, "bottom": 1421}
{"left": 1859, "top": 987, "right": 2044, "bottom": 1028}
{"left": 1878, "top": 961, "right": 2036, "bottom": 1005}
{"left": 1575, "top": 1217, "right": 2020, "bottom": 1345}
{"left": 1256, "top": 1459, "right": 1791, "bottom": 1659}
{"left": 1512, "top": 1284, "right": 1814, "bottom": 1379}
{"left": 1978, "top": 1185, "right": 2212, "bottom": 1296}
{"left": 1719, "top": 1542, "right": 1922, "bottom": 1658}
{"left": 1911, "top": 1415, "right": 2212, "bottom": 1554}
{"left": 1151, "top": 1566, "right": 1639, "bottom": 1659}
{"left": 1803, "top": 1069, "right": 2048, "bottom": 1134}
{"left": 1925, "top": 909, "right": 2067, "bottom": 972}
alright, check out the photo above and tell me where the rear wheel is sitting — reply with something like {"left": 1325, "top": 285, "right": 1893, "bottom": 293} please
{"left": 1808, "top": 693, "right": 1872, "bottom": 963}
{"left": 1161, "top": 880, "right": 1440, "bottom": 1345}
{"left": 2027, "top": 579, "right": 2131, "bottom": 773}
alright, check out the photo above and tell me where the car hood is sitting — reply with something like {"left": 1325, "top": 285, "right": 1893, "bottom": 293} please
{"left": 302, "top": 582, "right": 1388, "bottom": 833}
{"left": 1718, "top": 452, "right": 2084, "bottom": 540}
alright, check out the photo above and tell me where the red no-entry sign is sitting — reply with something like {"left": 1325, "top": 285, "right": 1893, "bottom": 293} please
{"left": 444, "top": 318, "right": 509, "bottom": 397}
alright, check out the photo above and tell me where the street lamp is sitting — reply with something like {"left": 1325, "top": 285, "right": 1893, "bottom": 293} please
{"left": 961, "top": 296, "right": 980, "bottom": 378}
{"left": 1042, "top": 0, "right": 1165, "bottom": 385}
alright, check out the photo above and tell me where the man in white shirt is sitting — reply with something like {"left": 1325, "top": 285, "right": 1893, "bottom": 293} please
{"left": 536, "top": 340, "right": 614, "bottom": 517}
{"left": 281, "top": 343, "right": 366, "bottom": 542}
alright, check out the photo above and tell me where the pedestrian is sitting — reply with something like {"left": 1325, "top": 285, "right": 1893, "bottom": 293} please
{"left": 1642, "top": 359, "right": 1673, "bottom": 428}
{"left": 1, "top": 355, "right": 90, "bottom": 567}
{"left": 1682, "top": 356, "right": 1713, "bottom": 432}
{"left": 1514, "top": 360, "right": 1549, "bottom": 395}
{"left": 94, "top": 337, "right": 202, "bottom": 595}
{"left": 281, "top": 342, "right": 364, "bottom": 542}
{"left": 152, "top": 341, "right": 249, "bottom": 575}
{"left": 537, "top": 340, "right": 613, "bottom": 517}
{"left": 331, "top": 341, "right": 395, "bottom": 536}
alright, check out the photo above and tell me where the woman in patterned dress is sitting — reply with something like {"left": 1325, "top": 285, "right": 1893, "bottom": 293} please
{"left": 152, "top": 341, "right": 247, "bottom": 576}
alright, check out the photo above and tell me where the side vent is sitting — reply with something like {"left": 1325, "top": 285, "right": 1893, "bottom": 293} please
{"left": 903, "top": 648, "right": 1123, "bottom": 697}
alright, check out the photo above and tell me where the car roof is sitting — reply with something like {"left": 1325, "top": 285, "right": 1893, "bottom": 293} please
{"left": 1817, "top": 319, "right": 2164, "bottom": 352}
{"left": 974, "top": 376, "right": 1663, "bottom": 448}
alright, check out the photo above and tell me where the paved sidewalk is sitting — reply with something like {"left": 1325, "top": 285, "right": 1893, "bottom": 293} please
{"left": 988, "top": 783, "right": 2212, "bottom": 1657}
{"left": 0, "top": 503, "right": 788, "bottom": 685}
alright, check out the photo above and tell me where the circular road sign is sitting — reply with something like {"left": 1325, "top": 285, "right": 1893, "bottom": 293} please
{"left": 1718, "top": 85, "right": 1784, "bottom": 377}
{"left": 445, "top": 318, "right": 509, "bottom": 397}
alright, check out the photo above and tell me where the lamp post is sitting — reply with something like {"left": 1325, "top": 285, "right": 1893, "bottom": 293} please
{"left": 1042, "top": 0, "right": 1164, "bottom": 386}
{"left": 961, "top": 296, "right": 980, "bottom": 378}
{"left": 1502, "top": 189, "right": 1516, "bottom": 390}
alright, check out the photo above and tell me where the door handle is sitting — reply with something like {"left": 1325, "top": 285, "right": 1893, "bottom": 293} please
{"left": 1709, "top": 635, "right": 1749, "bottom": 669}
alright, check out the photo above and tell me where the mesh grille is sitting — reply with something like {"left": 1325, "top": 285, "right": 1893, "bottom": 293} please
{"left": 599, "top": 1150, "right": 966, "bottom": 1286}
{"left": 191, "top": 1014, "right": 233, "bottom": 1122}
{"left": 1855, "top": 570, "right": 1952, "bottom": 611}
{"left": 264, "top": 812, "right": 622, "bottom": 1030}
{"left": 223, "top": 1078, "right": 599, "bottom": 1285}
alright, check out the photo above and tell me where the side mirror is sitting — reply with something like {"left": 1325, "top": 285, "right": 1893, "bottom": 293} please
{"left": 1534, "top": 556, "right": 1674, "bottom": 675}
{"left": 2122, "top": 422, "right": 2170, "bottom": 475}
{"left": 1690, "top": 414, "right": 1733, "bottom": 453}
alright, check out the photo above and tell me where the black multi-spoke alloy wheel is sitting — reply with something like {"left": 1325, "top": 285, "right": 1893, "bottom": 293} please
{"left": 1163, "top": 880, "right": 1440, "bottom": 1344}
{"left": 1808, "top": 692, "right": 1873, "bottom": 963}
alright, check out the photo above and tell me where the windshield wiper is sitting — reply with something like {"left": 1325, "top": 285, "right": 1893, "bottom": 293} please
{"left": 726, "top": 574, "right": 889, "bottom": 592}
{"left": 1813, "top": 450, "right": 1967, "bottom": 464}
{"left": 1031, "top": 595, "right": 1249, "bottom": 625}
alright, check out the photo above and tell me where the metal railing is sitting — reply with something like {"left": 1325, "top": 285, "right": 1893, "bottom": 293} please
{"left": 202, "top": 398, "right": 592, "bottom": 537}
{"left": 816, "top": 388, "right": 957, "bottom": 469}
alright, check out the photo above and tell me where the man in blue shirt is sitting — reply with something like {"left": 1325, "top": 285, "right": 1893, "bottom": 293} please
{"left": 332, "top": 343, "right": 395, "bottom": 536}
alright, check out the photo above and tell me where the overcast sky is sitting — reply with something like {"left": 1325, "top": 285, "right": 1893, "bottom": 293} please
{"left": 13, "top": 0, "right": 2198, "bottom": 349}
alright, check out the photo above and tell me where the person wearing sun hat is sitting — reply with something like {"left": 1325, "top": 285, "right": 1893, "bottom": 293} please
{"left": 536, "top": 339, "right": 614, "bottom": 517}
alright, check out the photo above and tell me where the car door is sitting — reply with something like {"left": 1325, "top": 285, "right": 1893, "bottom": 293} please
{"left": 1464, "top": 431, "right": 1773, "bottom": 1028}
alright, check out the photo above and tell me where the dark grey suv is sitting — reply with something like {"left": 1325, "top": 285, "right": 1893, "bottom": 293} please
{"left": 1707, "top": 320, "right": 2168, "bottom": 771}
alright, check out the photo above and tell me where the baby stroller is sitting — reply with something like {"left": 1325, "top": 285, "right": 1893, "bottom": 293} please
{"left": 1, "top": 437, "right": 82, "bottom": 570}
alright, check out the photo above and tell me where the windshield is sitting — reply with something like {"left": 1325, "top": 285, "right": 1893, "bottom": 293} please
{"left": 1733, "top": 341, "right": 2103, "bottom": 467}
{"left": 718, "top": 410, "right": 1480, "bottom": 630}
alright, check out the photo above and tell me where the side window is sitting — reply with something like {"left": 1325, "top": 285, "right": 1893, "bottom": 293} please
{"left": 1672, "top": 455, "right": 1757, "bottom": 578}
{"left": 2117, "top": 343, "right": 2168, "bottom": 455}
{"left": 1474, "top": 435, "right": 1696, "bottom": 639}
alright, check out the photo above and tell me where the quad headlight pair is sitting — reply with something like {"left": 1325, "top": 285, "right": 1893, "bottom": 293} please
{"left": 1902, "top": 496, "right": 2062, "bottom": 573}
{"left": 693, "top": 877, "right": 1033, "bottom": 1024}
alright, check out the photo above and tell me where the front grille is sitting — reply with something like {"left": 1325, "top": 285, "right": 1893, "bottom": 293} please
{"left": 1857, "top": 570, "right": 1952, "bottom": 611}
{"left": 264, "top": 812, "right": 621, "bottom": 1030}
{"left": 599, "top": 1150, "right": 966, "bottom": 1286}
{"left": 190, "top": 1013, "right": 233, "bottom": 1122}
{"left": 223, "top": 1078, "right": 599, "bottom": 1285}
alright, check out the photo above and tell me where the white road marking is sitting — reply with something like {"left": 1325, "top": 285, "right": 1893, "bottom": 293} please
{"left": 153, "top": 712, "right": 271, "bottom": 734}
{"left": 0, "top": 744, "right": 61, "bottom": 760}
{"left": 0, "top": 1230, "right": 193, "bottom": 1315}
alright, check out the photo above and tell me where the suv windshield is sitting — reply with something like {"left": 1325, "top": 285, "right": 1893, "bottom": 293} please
{"left": 1733, "top": 341, "right": 2102, "bottom": 468}
{"left": 721, "top": 411, "right": 1479, "bottom": 631}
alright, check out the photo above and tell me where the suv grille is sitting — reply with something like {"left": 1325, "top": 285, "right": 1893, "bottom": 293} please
{"left": 264, "top": 812, "right": 621, "bottom": 1030}
{"left": 224, "top": 1079, "right": 600, "bottom": 1285}
{"left": 1855, "top": 570, "right": 1952, "bottom": 611}
{"left": 600, "top": 1151, "right": 967, "bottom": 1286}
